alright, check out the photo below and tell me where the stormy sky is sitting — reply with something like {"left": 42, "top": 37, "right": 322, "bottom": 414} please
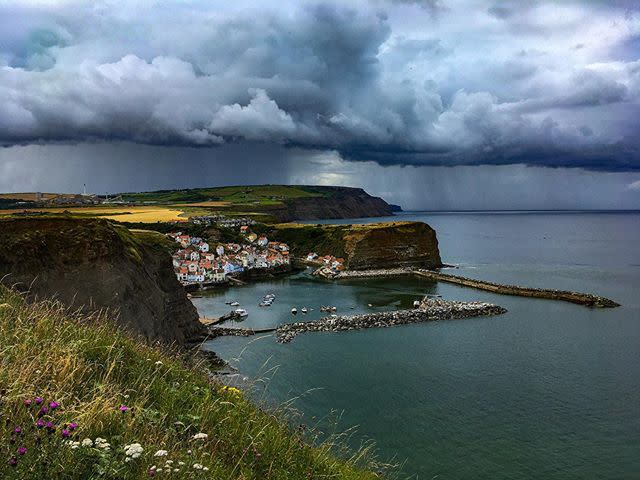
{"left": 1, "top": 0, "right": 640, "bottom": 209}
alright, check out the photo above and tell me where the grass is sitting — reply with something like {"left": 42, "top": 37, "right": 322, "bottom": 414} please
{"left": 120, "top": 186, "right": 324, "bottom": 206}
{"left": 0, "top": 287, "right": 386, "bottom": 479}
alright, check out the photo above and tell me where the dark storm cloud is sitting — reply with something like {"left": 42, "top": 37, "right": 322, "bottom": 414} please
{"left": 1, "top": 0, "right": 640, "bottom": 171}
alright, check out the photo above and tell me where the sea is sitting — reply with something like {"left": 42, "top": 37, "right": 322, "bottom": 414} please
{"left": 196, "top": 211, "right": 640, "bottom": 479}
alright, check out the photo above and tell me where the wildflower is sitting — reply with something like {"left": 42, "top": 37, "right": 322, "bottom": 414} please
{"left": 95, "top": 438, "right": 111, "bottom": 450}
{"left": 68, "top": 422, "right": 78, "bottom": 431}
{"left": 124, "top": 443, "right": 144, "bottom": 459}
{"left": 148, "top": 466, "right": 157, "bottom": 477}
{"left": 67, "top": 441, "right": 80, "bottom": 450}
{"left": 34, "top": 397, "right": 44, "bottom": 405}
{"left": 13, "top": 426, "right": 22, "bottom": 434}
{"left": 155, "top": 361, "right": 163, "bottom": 366}
{"left": 165, "top": 460, "right": 173, "bottom": 465}
{"left": 192, "top": 433, "right": 208, "bottom": 440}
{"left": 8, "top": 457, "right": 17, "bottom": 467}
{"left": 36, "top": 419, "right": 45, "bottom": 428}
{"left": 81, "top": 438, "right": 93, "bottom": 447}
{"left": 18, "top": 447, "right": 27, "bottom": 455}
{"left": 178, "top": 461, "right": 185, "bottom": 466}
{"left": 202, "top": 467, "right": 209, "bottom": 472}
{"left": 23, "top": 399, "right": 32, "bottom": 407}
{"left": 173, "top": 469, "right": 180, "bottom": 473}
{"left": 193, "top": 463, "right": 204, "bottom": 470}
{"left": 154, "top": 450, "right": 168, "bottom": 457}
{"left": 45, "top": 421, "right": 55, "bottom": 432}
{"left": 61, "top": 429, "right": 71, "bottom": 438}
{"left": 119, "top": 405, "right": 130, "bottom": 413}
{"left": 37, "top": 407, "right": 48, "bottom": 417}
{"left": 49, "top": 401, "right": 60, "bottom": 410}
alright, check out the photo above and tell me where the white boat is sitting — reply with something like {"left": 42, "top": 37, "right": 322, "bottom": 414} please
{"left": 291, "top": 308, "right": 298, "bottom": 314}
{"left": 301, "top": 307, "right": 308, "bottom": 314}
{"left": 233, "top": 309, "right": 248, "bottom": 318}
{"left": 230, "top": 301, "right": 240, "bottom": 306}
{"left": 413, "top": 300, "right": 421, "bottom": 308}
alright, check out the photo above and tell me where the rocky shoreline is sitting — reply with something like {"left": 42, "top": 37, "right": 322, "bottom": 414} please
{"left": 318, "top": 267, "right": 620, "bottom": 308}
{"left": 275, "top": 297, "right": 507, "bottom": 343}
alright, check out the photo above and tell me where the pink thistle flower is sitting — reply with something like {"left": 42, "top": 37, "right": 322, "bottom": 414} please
{"left": 13, "top": 426, "right": 22, "bottom": 434}
{"left": 49, "top": 401, "right": 59, "bottom": 410}
{"left": 34, "top": 397, "right": 44, "bottom": 405}
{"left": 37, "top": 407, "right": 48, "bottom": 417}
{"left": 68, "top": 422, "right": 78, "bottom": 431}
{"left": 23, "top": 399, "right": 32, "bottom": 407}
{"left": 8, "top": 457, "right": 17, "bottom": 467}
{"left": 45, "top": 421, "right": 55, "bottom": 433}
{"left": 119, "top": 405, "right": 130, "bottom": 413}
{"left": 17, "top": 447, "right": 27, "bottom": 456}
{"left": 61, "top": 429, "right": 71, "bottom": 438}
{"left": 36, "top": 419, "right": 45, "bottom": 428}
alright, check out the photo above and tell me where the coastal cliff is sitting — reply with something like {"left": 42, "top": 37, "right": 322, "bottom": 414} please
{"left": 273, "top": 221, "right": 443, "bottom": 269}
{"left": 260, "top": 186, "right": 395, "bottom": 221}
{"left": 0, "top": 217, "right": 204, "bottom": 346}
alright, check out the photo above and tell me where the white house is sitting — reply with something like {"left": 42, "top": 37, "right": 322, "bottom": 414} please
{"left": 216, "top": 245, "right": 225, "bottom": 256}
{"left": 198, "top": 241, "right": 209, "bottom": 253}
{"left": 257, "top": 236, "right": 268, "bottom": 247}
{"left": 189, "top": 251, "right": 200, "bottom": 261}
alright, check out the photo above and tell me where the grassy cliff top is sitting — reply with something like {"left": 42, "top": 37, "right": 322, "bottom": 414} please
{"left": 0, "top": 287, "right": 384, "bottom": 479}
{"left": 119, "top": 185, "right": 332, "bottom": 206}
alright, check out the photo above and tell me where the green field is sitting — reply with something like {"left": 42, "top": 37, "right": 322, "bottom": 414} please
{"left": 120, "top": 185, "right": 326, "bottom": 206}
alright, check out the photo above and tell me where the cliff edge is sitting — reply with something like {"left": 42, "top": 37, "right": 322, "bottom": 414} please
{"left": 0, "top": 217, "right": 204, "bottom": 346}
{"left": 263, "top": 186, "right": 394, "bottom": 221}
{"left": 273, "top": 221, "right": 443, "bottom": 270}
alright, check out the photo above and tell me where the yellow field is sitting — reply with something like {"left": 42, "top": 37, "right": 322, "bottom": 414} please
{"left": 0, "top": 206, "right": 187, "bottom": 223}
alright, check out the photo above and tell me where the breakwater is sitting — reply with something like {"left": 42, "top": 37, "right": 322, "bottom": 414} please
{"left": 275, "top": 298, "right": 506, "bottom": 343}
{"left": 207, "top": 326, "right": 276, "bottom": 338}
{"left": 323, "top": 267, "right": 620, "bottom": 308}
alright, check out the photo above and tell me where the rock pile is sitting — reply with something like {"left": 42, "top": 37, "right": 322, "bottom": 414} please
{"left": 275, "top": 298, "right": 507, "bottom": 343}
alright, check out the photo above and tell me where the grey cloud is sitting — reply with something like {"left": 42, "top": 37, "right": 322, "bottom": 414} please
{"left": 1, "top": 0, "right": 640, "bottom": 171}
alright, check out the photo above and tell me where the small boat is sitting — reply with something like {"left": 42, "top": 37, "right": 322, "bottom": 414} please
{"left": 225, "top": 301, "right": 232, "bottom": 305}
{"left": 330, "top": 306, "right": 337, "bottom": 312}
{"left": 301, "top": 307, "right": 308, "bottom": 314}
{"left": 291, "top": 308, "right": 298, "bottom": 314}
{"left": 230, "top": 301, "right": 240, "bottom": 307}
{"left": 367, "top": 303, "right": 373, "bottom": 307}
{"left": 259, "top": 301, "right": 271, "bottom": 307}
{"left": 233, "top": 309, "right": 248, "bottom": 318}
{"left": 413, "top": 300, "right": 421, "bottom": 308}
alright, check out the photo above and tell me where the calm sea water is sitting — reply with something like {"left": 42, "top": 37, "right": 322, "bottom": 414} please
{"left": 198, "top": 211, "right": 640, "bottom": 479}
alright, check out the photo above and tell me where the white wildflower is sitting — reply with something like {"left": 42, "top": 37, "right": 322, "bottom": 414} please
{"left": 193, "top": 463, "right": 204, "bottom": 470}
{"left": 192, "top": 433, "right": 208, "bottom": 440}
{"left": 178, "top": 461, "right": 185, "bottom": 466}
{"left": 202, "top": 467, "right": 209, "bottom": 472}
{"left": 154, "top": 450, "right": 168, "bottom": 457}
{"left": 124, "top": 443, "right": 144, "bottom": 459}
{"left": 81, "top": 438, "right": 93, "bottom": 447}
{"left": 165, "top": 460, "right": 173, "bottom": 465}
{"left": 155, "top": 361, "right": 163, "bottom": 366}
{"left": 173, "top": 469, "right": 180, "bottom": 472}
{"left": 156, "top": 468, "right": 163, "bottom": 473}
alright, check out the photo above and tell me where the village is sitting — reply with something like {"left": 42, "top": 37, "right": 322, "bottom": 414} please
{"left": 168, "top": 226, "right": 291, "bottom": 286}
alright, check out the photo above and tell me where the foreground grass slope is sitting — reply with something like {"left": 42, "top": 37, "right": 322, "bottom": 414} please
{"left": 0, "top": 287, "right": 383, "bottom": 479}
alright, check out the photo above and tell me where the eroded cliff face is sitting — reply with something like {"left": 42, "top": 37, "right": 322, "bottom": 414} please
{"left": 274, "top": 221, "right": 442, "bottom": 270}
{"left": 342, "top": 222, "right": 442, "bottom": 270}
{"left": 0, "top": 217, "right": 204, "bottom": 346}
{"left": 266, "top": 186, "right": 394, "bottom": 221}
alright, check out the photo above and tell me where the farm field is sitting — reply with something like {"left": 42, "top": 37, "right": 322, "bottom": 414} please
{"left": 0, "top": 206, "right": 188, "bottom": 223}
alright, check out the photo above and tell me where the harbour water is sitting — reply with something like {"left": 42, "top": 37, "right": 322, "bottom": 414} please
{"left": 197, "top": 211, "right": 640, "bottom": 479}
